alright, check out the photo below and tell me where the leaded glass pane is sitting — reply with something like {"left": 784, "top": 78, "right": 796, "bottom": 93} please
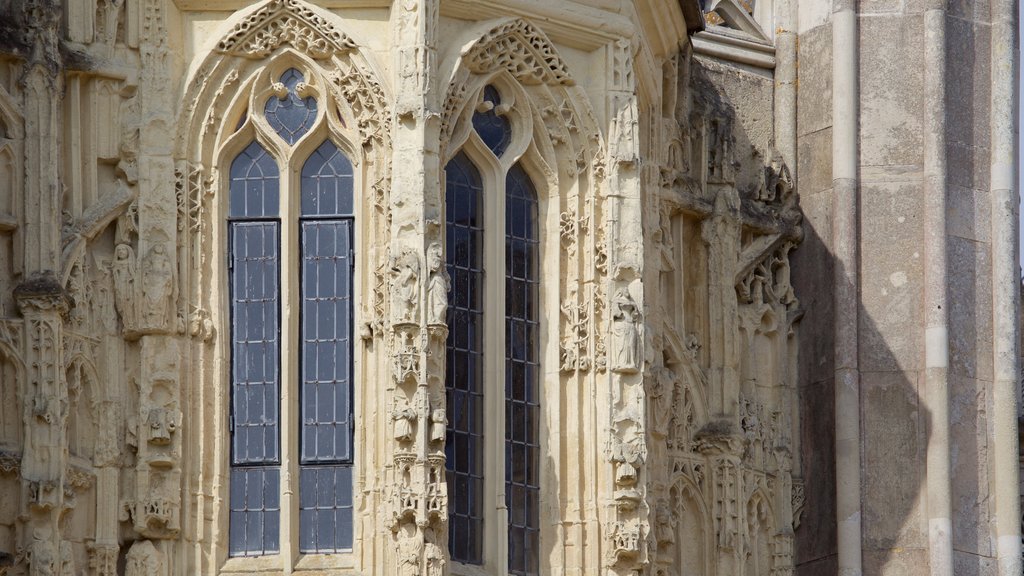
{"left": 300, "top": 219, "right": 353, "bottom": 463}
{"left": 264, "top": 68, "right": 318, "bottom": 145}
{"left": 299, "top": 465, "right": 353, "bottom": 552}
{"left": 229, "top": 141, "right": 279, "bottom": 218}
{"left": 301, "top": 140, "right": 354, "bottom": 217}
{"left": 505, "top": 163, "right": 540, "bottom": 576}
{"left": 228, "top": 467, "right": 280, "bottom": 556}
{"left": 472, "top": 85, "right": 512, "bottom": 158}
{"left": 444, "top": 151, "right": 485, "bottom": 565}
{"left": 230, "top": 222, "right": 280, "bottom": 465}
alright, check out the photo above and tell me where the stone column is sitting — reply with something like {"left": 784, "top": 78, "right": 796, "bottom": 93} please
{"left": 15, "top": 1, "right": 71, "bottom": 573}
{"left": 386, "top": 1, "right": 447, "bottom": 574}
{"left": 129, "top": 3, "right": 182, "bottom": 574}
{"left": 603, "top": 36, "right": 650, "bottom": 576}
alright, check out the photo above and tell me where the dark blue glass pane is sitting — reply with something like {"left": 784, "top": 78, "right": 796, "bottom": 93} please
{"left": 230, "top": 222, "right": 280, "bottom": 465}
{"left": 301, "top": 220, "right": 353, "bottom": 463}
{"left": 228, "top": 468, "right": 281, "bottom": 556}
{"left": 444, "top": 151, "right": 485, "bottom": 565}
{"left": 505, "top": 163, "right": 540, "bottom": 576}
{"left": 264, "top": 68, "right": 318, "bottom": 145}
{"left": 472, "top": 85, "right": 512, "bottom": 158}
{"left": 301, "top": 141, "right": 354, "bottom": 217}
{"left": 298, "top": 465, "right": 353, "bottom": 553}
{"left": 229, "top": 141, "right": 279, "bottom": 218}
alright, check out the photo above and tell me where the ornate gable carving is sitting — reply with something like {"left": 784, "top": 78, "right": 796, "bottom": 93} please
{"left": 216, "top": 0, "right": 358, "bottom": 59}
{"left": 463, "top": 19, "right": 574, "bottom": 86}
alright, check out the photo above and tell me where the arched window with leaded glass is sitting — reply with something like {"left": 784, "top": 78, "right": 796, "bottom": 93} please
{"left": 227, "top": 67, "right": 356, "bottom": 558}
{"left": 444, "top": 83, "right": 543, "bottom": 576}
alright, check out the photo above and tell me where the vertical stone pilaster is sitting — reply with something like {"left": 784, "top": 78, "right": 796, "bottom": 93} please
{"left": 15, "top": 281, "right": 70, "bottom": 576}
{"left": 603, "top": 36, "right": 650, "bottom": 576}
{"left": 15, "top": 1, "right": 70, "bottom": 572}
{"left": 387, "top": 1, "right": 447, "bottom": 574}
{"left": 129, "top": 3, "right": 181, "bottom": 571}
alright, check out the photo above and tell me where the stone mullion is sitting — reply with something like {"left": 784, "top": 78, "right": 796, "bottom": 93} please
{"left": 387, "top": 0, "right": 446, "bottom": 574}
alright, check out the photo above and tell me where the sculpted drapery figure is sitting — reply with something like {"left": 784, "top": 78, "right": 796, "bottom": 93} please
{"left": 611, "top": 288, "right": 641, "bottom": 373}
{"left": 390, "top": 249, "right": 420, "bottom": 325}
{"left": 426, "top": 242, "right": 450, "bottom": 325}
{"left": 393, "top": 401, "right": 417, "bottom": 442}
{"left": 141, "top": 243, "right": 175, "bottom": 329}
{"left": 112, "top": 243, "right": 138, "bottom": 329}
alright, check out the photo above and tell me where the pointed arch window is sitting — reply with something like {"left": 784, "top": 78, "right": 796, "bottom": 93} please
{"left": 445, "top": 84, "right": 542, "bottom": 575}
{"left": 228, "top": 68, "right": 355, "bottom": 558}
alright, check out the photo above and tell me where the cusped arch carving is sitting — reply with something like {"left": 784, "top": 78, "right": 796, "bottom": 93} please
{"left": 178, "top": 0, "right": 391, "bottom": 162}
{"left": 441, "top": 17, "right": 603, "bottom": 161}
{"left": 215, "top": 0, "right": 358, "bottom": 59}
{"left": 463, "top": 18, "right": 574, "bottom": 86}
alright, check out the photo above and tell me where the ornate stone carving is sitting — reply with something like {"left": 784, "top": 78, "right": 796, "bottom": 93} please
{"left": 392, "top": 400, "right": 417, "bottom": 442}
{"left": 390, "top": 249, "right": 420, "bottom": 327}
{"left": 425, "top": 243, "right": 449, "bottom": 326}
{"left": 95, "top": 0, "right": 125, "bottom": 49}
{"left": 610, "top": 289, "right": 641, "bottom": 374}
{"left": 463, "top": 19, "right": 574, "bottom": 86}
{"left": 140, "top": 243, "right": 176, "bottom": 333}
{"left": 394, "top": 521, "right": 422, "bottom": 576}
{"left": 111, "top": 243, "right": 138, "bottom": 333}
{"left": 125, "top": 540, "right": 163, "bottom": 576}
{"left": 215, "top": 0, "right": 358, "bottom": 59}
{"left": 27, "top": 531, "right": 56, "bottom": 576}
{"left": 87, "top": 543, "right": 118, "bottom": 576}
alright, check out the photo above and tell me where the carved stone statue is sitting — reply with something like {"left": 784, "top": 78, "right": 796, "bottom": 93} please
{"left": 649, "top": 366, "right": 675, "bottom": 437}
{"left": 59, "top": 540, "right": 74, "bottom": 576}
{"left": 610, "top": 289, "right": 641, "bottom": 374}
{"left": 429, "top": 408, "right": 446, "bottom": 444}
{"left": 654, "top": 499, "right": 676, "bottom": 547}
{"left": 146, "top": 406, "right": 177, "bottom": 446}
{"left": 390, "top": 250, "right": 420, "bottom": 326}
{"left": 28, "top": 532, "right": 55, "bottom": 576}
{"left": 125, "top": 539, "right": 164, "bottom": 576}
{"left": 424, "top": 527, "right": 445, "bottom": 576}
{"left": 141, "top": 243, "right": 175, "bottom": 330}
{"left": 393, "top": 402, "right": 416, "bottom": 442}
{"left": 111, "top": 243, "right": 138, "bottom": 329}
{"left": 396, "top": 522, "right": 422, "bottom": 576}
{"left": 426, "top": 242, "right": 450, "bottom": 326}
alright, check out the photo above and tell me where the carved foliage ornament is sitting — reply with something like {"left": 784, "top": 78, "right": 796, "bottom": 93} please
{"left": 463, "top": 19, "right": 574, "bottom": 86}
{"left": 216, "top": 0, "right": 358, "bottom": 59}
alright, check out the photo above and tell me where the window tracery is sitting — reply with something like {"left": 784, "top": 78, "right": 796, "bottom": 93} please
{"left": 444, "top": 83, "right": 542, "bottom": 575}
{"left": 226, "top": 66, "right": 357, "bottom": 558}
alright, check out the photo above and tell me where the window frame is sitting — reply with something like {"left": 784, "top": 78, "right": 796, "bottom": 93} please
{"left": 217, "top": 60, "right": 365, "bottom": 573}
{"left": 443, "top": 79, "right": 552, "bottom": 576}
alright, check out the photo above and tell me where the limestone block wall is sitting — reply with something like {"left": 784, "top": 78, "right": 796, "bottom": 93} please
{"left": 790, "top": 1, "right": 1022, "bottom": 575}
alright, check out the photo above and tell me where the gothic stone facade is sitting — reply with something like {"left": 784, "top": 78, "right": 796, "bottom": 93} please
{"left": 0, "top": 1, "right": 1018, "bottom": 576}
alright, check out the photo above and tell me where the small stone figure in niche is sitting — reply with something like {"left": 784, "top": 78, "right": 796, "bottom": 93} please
{"left": 396, "top": 521, "right": 422, "bottom": 576}
{"left": 429, "top": 408, "right": 446, "bottom": 444}
{"left": 426, "top": 242, "right": 450, "bottom": 326}
{"left": 390, "top": 250, "right": 420, "bottom": 325}
{"left": 142, "top": 243, "right": 175, "bottom": 329}
{"left": 112, "top": 243, "right": 138, "bottom": 328}
{"left": 610, "top": 288, "right": 641, "bottom": 373}
{"left": 393, "top": 401, "right": 416, "bottom": 442}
